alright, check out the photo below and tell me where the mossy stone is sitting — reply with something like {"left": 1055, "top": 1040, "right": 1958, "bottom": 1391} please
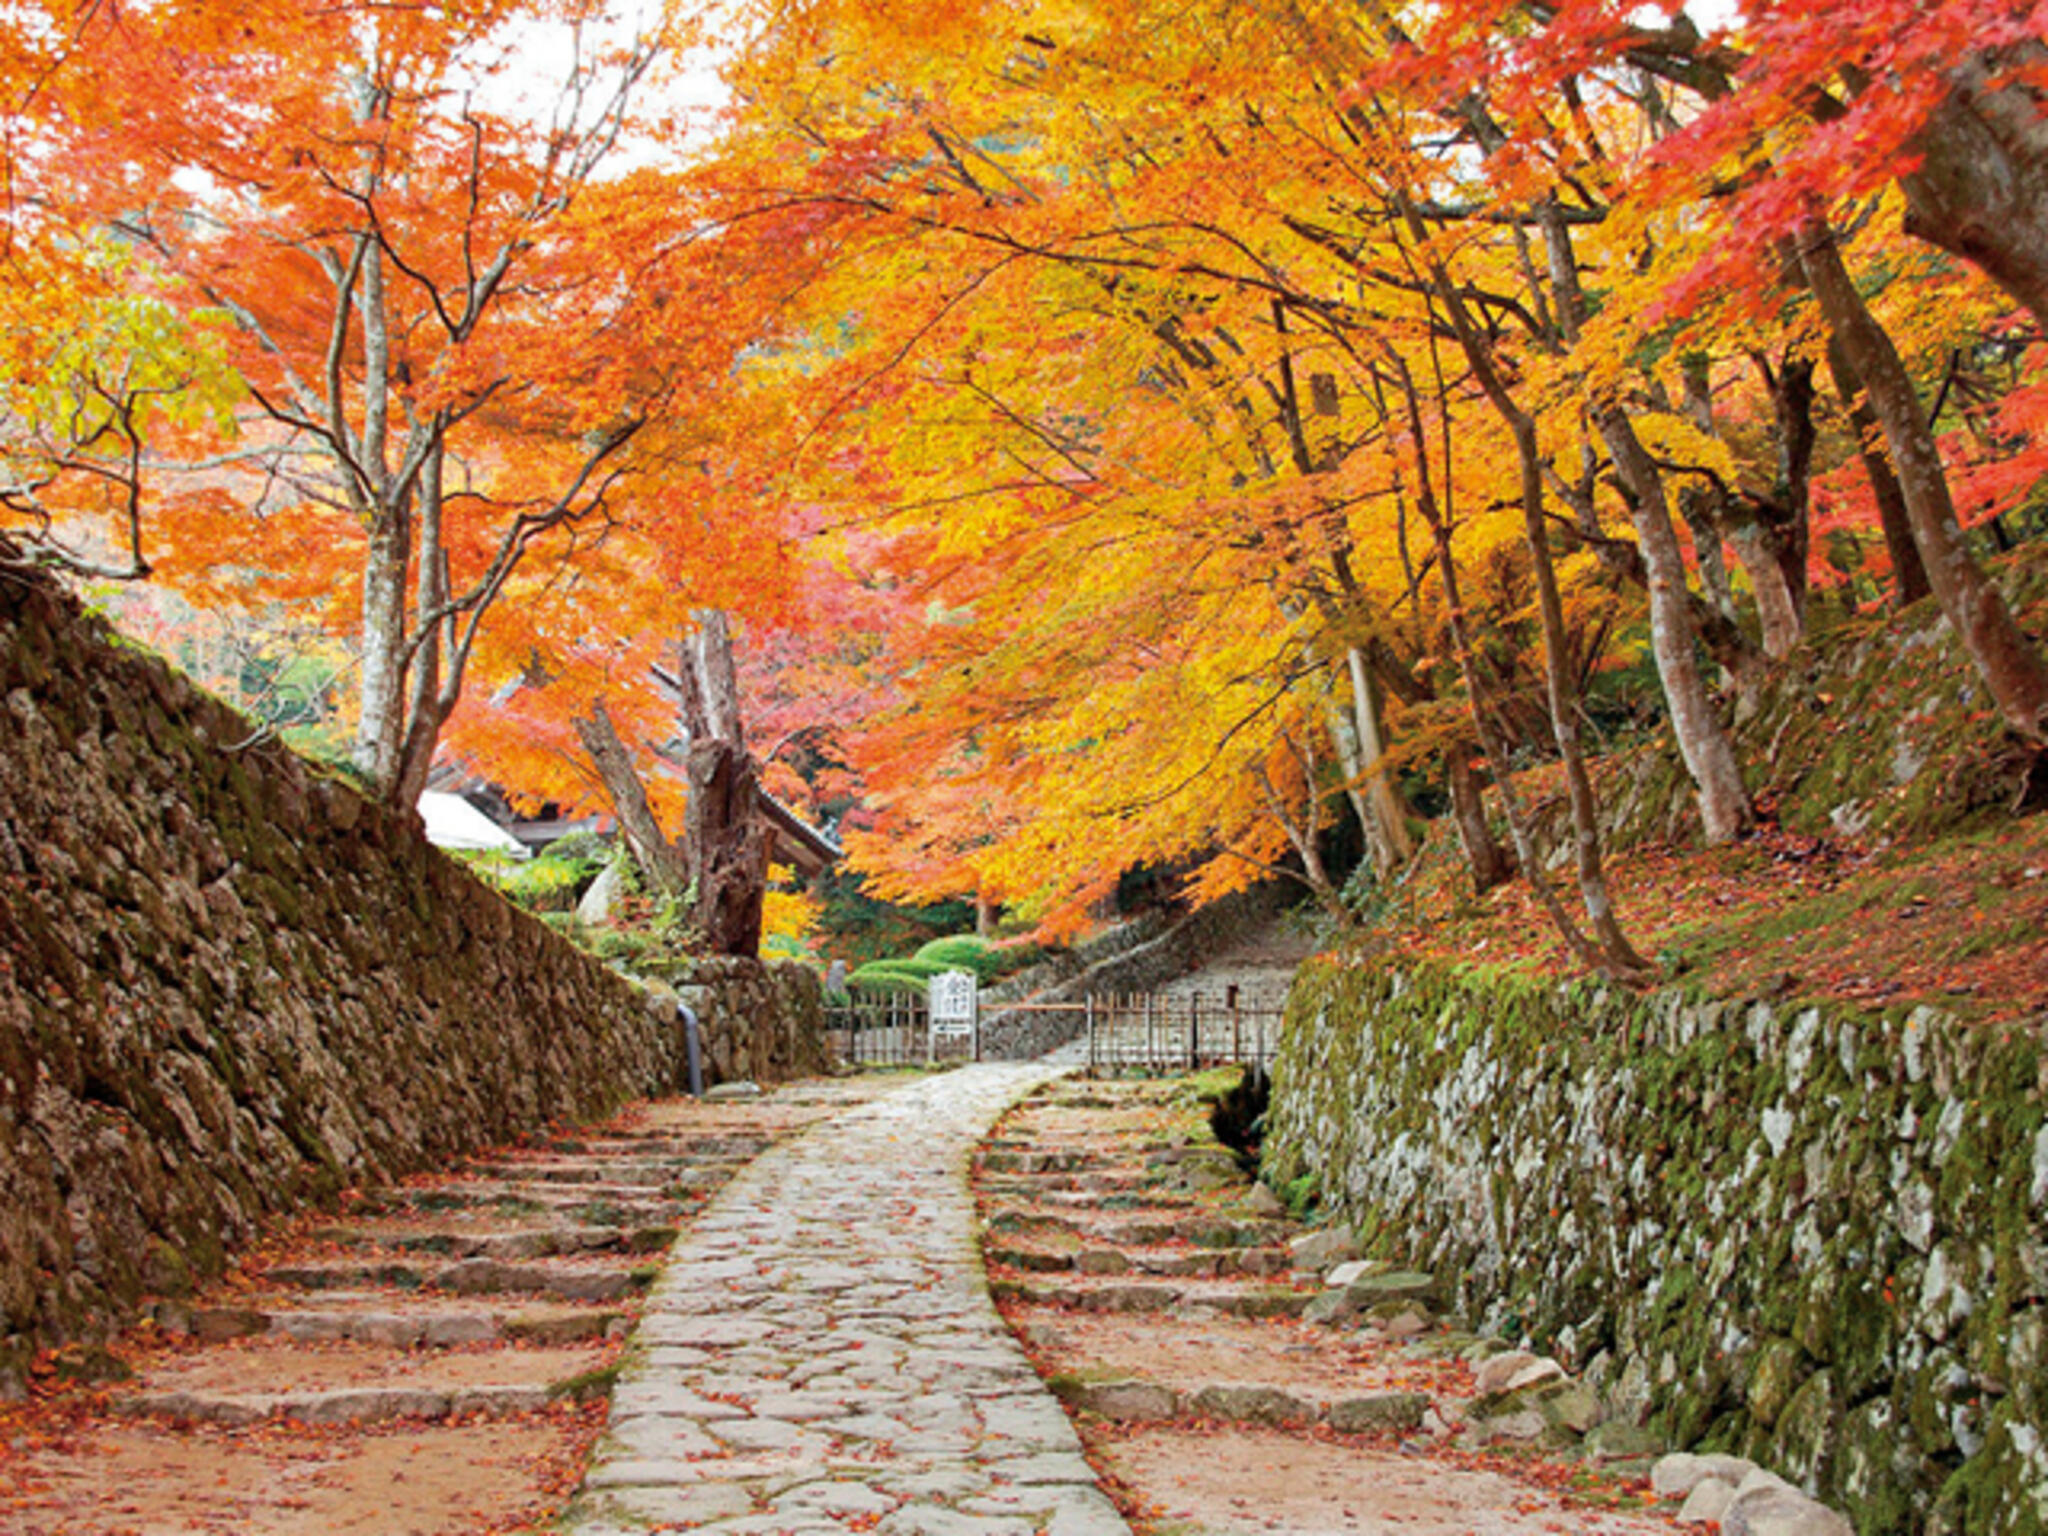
{"left": 1771, "top": 1368, "right": 1841, "bottom": 1492}
{"left": 1745, "top": 1336, "right": 1806, "bottom": 1428}
{"left": 1836, "top": 1397, "right": 1929, "bottom": 1536}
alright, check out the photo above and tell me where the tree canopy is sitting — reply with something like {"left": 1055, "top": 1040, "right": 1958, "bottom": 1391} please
{"left": 7, "top": 0, "right": 2046, "bottom": 968}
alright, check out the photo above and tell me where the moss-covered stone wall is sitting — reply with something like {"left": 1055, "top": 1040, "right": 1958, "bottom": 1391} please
{"left": 1266, "top": 960, "right": 2048, "bottom": 1534}
{"left": 0, "top": 568, "right": 811, "bottom": 1386}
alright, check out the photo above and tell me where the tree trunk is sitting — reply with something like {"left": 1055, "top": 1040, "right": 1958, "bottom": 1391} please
{"left": 1900, "top": 49, "right": 2048, "bottom": 336}
{"left": 1345, "top": 646, "right": 1415, "bottom": 874}
{"left": 685, "top": 737, "right": 768, "bottom": 957}
{"left": 1797, "top": 216, "right": 2048, "bottom": 743}
{"left": 355, "top": 513, "right": 409, "bottom": 785}
{"left": 1729, "top": 523, "right": 1806, "bottom": 660}
{"left": 1824, "top": 333, "right": 1933, "bottom": 608}
{"left": 1322, "top": 696, "right": 1380, "bottom": 873}
{"left": 1423, "top": 480, "right": 1624, "bottom": 977}
{"left": 1596, "top": 407, "right": 1755, "bottom": 843}
{"left": 1678, "top": 356, "right": 1741, "bottom": 625}
{"left": 1516, "top": 416, "right": 1647, "bottom": 970}
{"left": 1764, "top": 355, "right": 1817, "bottom": 624}
{"left": 678, "top": 610, "right": 767, "bottom": 956}
{"left": 572, "top": 698, "right": 692, "bottom": 898}
{"left": 1389, "top": 271, "right": 1649, "bottom": 978}
{"left": 1446, "top": 747, "right": 1514, "bottom": 895}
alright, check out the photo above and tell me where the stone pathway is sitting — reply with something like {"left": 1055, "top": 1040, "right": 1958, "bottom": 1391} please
{"left": 979, "top": 1076, "right": 1687, "bottom": 1535}
{"left": 0, "top": 1083, "right": 883, "bottom": 1535}
{"left": 561, "top": 1063, "right": 1130, "bottom": 1536}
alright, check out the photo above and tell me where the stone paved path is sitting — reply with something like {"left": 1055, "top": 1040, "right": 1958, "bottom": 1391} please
{"left": 561, "top": 1062, "right": 1130, "bottom": 1536}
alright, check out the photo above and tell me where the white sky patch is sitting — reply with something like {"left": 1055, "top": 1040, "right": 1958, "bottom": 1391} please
{"left": 467, "top": 2, "right": 737, "bottom": 173}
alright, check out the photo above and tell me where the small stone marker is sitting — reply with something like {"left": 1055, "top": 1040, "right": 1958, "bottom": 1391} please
{"left": 574, "top": 859, "right": 623, "bottom": 925}
{"left": 928, "top": 969, "right": 978, "bottom": 1057}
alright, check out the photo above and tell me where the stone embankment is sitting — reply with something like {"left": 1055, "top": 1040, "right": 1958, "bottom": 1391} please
{"left": 0, "top": 562, "right": 824, "bottom": 1380}
{"left": 1266, "top": 960, "right": 2048, "bottom": 1535}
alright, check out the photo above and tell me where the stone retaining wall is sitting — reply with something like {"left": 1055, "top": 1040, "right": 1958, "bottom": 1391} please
{"left": 1266, "top": 960, "right": 2048, "bottom": 1535}
{"left": 642, "top": 954, "right": 828, "bottom": 1085}
{"left": 0, "top": 566, "right": 818, "bottom": 1387}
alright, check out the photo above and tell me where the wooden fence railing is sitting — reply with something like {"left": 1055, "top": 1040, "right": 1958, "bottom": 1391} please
{"left": 824, "top": 986, "right": 1286, "bottom": 1074}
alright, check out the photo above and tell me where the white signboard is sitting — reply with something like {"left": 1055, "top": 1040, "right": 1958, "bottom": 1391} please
{"left": 929, "top": 969, "right": 978, "bottom": 1051}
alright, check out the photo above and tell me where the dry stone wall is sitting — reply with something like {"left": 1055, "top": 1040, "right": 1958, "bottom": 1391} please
{"left": 641, "top": 953, "right": 828, "bottom": 1085}
{"left": 1267, "top": 960, "right": 2048, "bottom": 1536}
{"left": 0, "top": 566, "right": 816, "bottom": 1387}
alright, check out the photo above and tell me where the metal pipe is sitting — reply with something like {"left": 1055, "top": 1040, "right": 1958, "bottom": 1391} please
{"left": 679, "top": 1001, "right": 703, "bottom": 1097}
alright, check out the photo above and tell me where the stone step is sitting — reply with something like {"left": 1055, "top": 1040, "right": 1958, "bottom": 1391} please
{"left": 356, "top": 1187, "right": 688, "bottom": 1224}
{"left": 984, "top": 1210, "right": 1085, "bottom": 1238}
{"left": 1021, "top": 1188, "right": 1199, "bottom": 1213}
{"left": 112, "top": 1377, "right": 611, "bottom": 1429}
{"left": 1172, "top": 1216, "right": 1293, "bottom": 1249}
{"left": 979, "top": 1149, "right": 1098, "bottom": 1175}
{"left": 155, "top": 1300, "right": 629, "bottom": 1347}
{"left": 1052, "top": 1375, "right": 1429, "bottom": 1433}
{"left": 463, "top": 1160, "right": 699, "bottom": 1186}
{"left": 302, "top": 1223, "right": 678, "bottom": 1261}
{"left": 259, "top": 1257, "right": 657, "bottom": 1302}
{"left": 539, "top": 1136, "right": 770, "bottom": 1160}
{"left": 986, "top": 1245, "right": 1075, "bottom": 1273}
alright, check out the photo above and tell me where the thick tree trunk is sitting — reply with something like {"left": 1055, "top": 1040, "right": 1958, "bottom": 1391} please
{"left": 1824, "top": 333, "right": 1933, "bottom": 608}
{"left": 1797, "top": 216, "right": 2048, "bottom": 743}
{"left": 572, "top": 699, "right": 692, "bottom": 898}
{"left": 1597, "top": 408, "right": 1755, "bottom": 843}
{"left": 678, "top": 611, "right": 767, "bottom": 956}
{"left": 1446, "top": 747, "right": 1514, "bottom": 895}
{"left": 390, "top": 451, "right": 451, "bottom": 813}
{"left": 1901, "top": 50, "right": 2048, "bottom": 336}
{"left": 349, "top": 245, "right": 414, "bottom": 796}
{"left": 685, "top": 737, "right": 768, "bottom": 957}
{"left": 1765, "top": 356, "right": 1817, "bottom": 624}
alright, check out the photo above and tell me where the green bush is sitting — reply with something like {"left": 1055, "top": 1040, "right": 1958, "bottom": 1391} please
{"left": 913, "top": 935, "right": 1002, "bottom": 977}
{"left": 846, "top": 971, "right": 931, "bottom": 999}
{"left": 495, "top": 856, "right": 591, "bottom": 912}
{"left": 543, "top": 829, "right": 614, "bottom": 866}
{"left": 590, "top": 928, "right": 657, "bottom": 966}
{"left": 852, "top": 957, "right": 951, "bottom": 984}
{"left": 912, "top": 934, "right": 1049, "bottom": 979}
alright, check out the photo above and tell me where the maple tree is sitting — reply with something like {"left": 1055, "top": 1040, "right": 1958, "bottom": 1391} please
{"left": 14, "top": 0, "right": 753, "bottom": 808}
{"left": 12, "top": 0, "right": 2047, "bottom": 975}
{"left": 681, "top": 0, "right": 2047, "bottom": 965}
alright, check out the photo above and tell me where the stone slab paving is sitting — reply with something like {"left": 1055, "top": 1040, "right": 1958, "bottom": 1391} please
{"left": 560, "top": 1063, "right": 1132, "bottom": 1536}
